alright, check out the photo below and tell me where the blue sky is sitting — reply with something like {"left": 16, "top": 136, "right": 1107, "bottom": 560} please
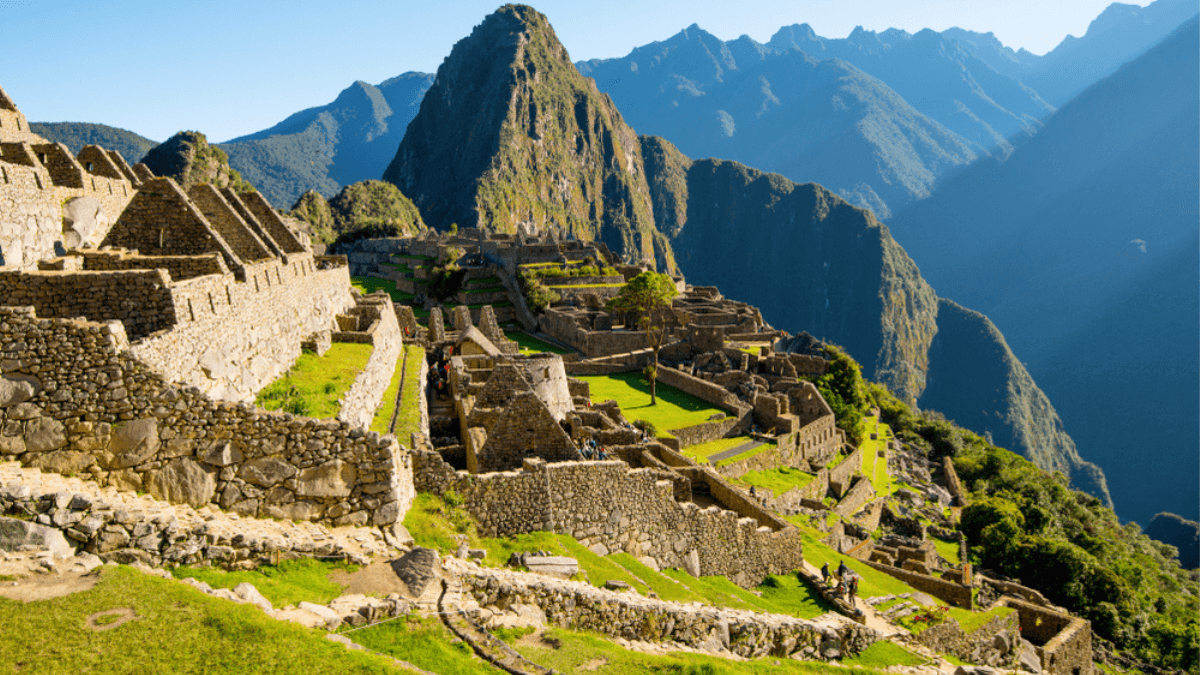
{"left": 1, "top": 0, "right": 1147, "bottom": 142}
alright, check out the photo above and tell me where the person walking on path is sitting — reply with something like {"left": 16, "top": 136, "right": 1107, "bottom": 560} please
{"left": 821, "top": 562, "right": 831, "bottom": 586}
{"left": 847, "top": 576, "right": 859, "bottom": 606}
{"left": 837, "top": 560, "right": 850, "bottom": 582}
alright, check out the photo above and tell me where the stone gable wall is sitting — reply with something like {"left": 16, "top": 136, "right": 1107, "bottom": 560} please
{"left": 0, "top": 306, "right": 413, "bottom": 527}
{"left": 187, "top": 185, "right": 274, "bottom": 264}
{"left": 413, "top": 451, "right": 805, "bottom": 587}
{"left": 239, "top": 191, "right": 305, "bottom": 255}
{"left": 832, "top": 476, "right": 876, "bottom": 517}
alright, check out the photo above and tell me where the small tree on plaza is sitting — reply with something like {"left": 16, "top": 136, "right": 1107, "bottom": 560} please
{"left": 606, "top": 271, "right": 679, "bottom": 405}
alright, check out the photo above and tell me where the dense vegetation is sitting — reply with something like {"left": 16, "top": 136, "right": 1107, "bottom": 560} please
{"left": 141, "top": 131, "right": 254, "bottom": 193}
{"left": 29, "top": 121, "right": 158, "bottom": 164}
{"left": 291, "top": 180, "right": 426, "bottom": 248}
{"left": 868, "top": 382, "right": 1199, "bottom": 672}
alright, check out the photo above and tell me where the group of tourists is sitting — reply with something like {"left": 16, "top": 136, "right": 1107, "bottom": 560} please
{"left": 426, "top": 347, "right": 453, "bottom": 401}
{"left": 579, "top": 437, "right": 609, "bottom": 460}
{"left": 820, "top": 560, "right": 860, "bottom": 606}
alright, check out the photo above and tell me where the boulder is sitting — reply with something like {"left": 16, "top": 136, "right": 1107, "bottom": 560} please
{"left": 392, "top": 547, "right": 439, "bottom": 597}
{"left": 23, "top": 416, "right": 67, "bottom": 453}
{"left": 683, "top": 548, "right": 701, "bottom": 578}
{"left": 0, "top": 376, "right": 37, "bottom": 408}
{"left": 31, "top": 450, "right": 93, "bottom": 474}
{"left": 107, "top": 418, "right": 160, "bottom": 468}
{"left": 524, "top": 555, "right": 578, "bottom": 578}
{"left": 0, "top": 516, "right": 75, "bottom": 558}
{"left": 239, "top": 456, "right": 295, "bottom": 486}
{"left": 234, "top": 582, "right": 274, "bottom": 612}
{"left": 148, "top": 458, "right": 216, "bottom": 507}
{"left": 296, "top": 460, "right": 356, "bottom": 498}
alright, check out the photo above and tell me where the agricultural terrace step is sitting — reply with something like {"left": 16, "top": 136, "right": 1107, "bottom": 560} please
{"left": 0, "top": 462, "right": 390, "bottom": 565}
{"left": 707, "top": 439, "right": 766, "bottom": 464}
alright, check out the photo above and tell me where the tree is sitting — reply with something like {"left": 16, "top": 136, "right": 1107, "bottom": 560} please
{"left": 606, "top": 271, "right": 679, "bottom": 404}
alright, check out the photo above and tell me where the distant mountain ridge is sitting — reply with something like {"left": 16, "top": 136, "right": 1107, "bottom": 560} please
{"left": 889, "top": 15, "right": 1199, "bottom": 524}
{"left": 28, "top": 121, "right": 157, "bottom": 165}
{"left": 218, "top": 73, "right": 433, "bottom": 209}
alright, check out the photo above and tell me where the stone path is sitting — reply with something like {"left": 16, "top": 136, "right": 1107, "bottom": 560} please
{"left": 438, "top": 576, "right": 557, "bottom": 675}
{"left": 0, "top": 462, "right": 390, "bottom": 565}
{"left": 708, "top": 439, "right": 766, "bottom": 464}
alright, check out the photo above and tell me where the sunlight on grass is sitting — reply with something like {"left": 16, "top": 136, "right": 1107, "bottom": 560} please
{"left": 737, "top": 466, "right": 816, "bottom": 498}
{"left": 255, "top": 344, "right": 373, "bottom": 419}
{"left": 579, "top": 372, "right": 728, "bottom": 439}
{"left": 504, "top": 331, "right": 572, "bottom": 355}
{"left": 351, "top": 275, "right": 414, "bottom": 303}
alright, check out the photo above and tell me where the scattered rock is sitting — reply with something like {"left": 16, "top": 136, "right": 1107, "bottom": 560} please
{"left": 393, "top": 547, "right": 439, "bottom": 597}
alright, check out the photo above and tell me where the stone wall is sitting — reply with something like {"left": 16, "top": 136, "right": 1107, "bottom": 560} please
{"left": 832, "top": 476, "right": 877, "bottom": 517}
{"left": 1001, "top": 598, "right": 1092, "bottom": 675}
{"left": 336, "top": 295, "right": 402, "bottom": 431}
{"left": 69, "top": 249, "right": 228, "bottom": 281}
{"left": 916, "top": 610, "right": 1021, "bottom": 668}
{"left": 0, "top": 306, "right": 413, "bottom": 527}
{"left": 187, "top": 185, "right": 275, "bottom": 264}
{"left": 413, "top": 452, "right": 805, "bottom": 587}
{"left": 862, "top": 559, "right": 973, "bottom": 608}
{"left": 0, "top": 268, "right": 177, "bottom": 340}
{"left": 943, "top": 456, "right": 967, "bottom": 506}
{"left": 0, "top": 141, "right": 135, "bottom": 270}
{"left": 461, "top": 564, "right": 878, "bottom": 660}
{"left": 669, "top": 414, "right": 748, "bottom": 449}
{"left": 656, "top": 365, "right": 749, "bottom": 413}
{"left": 828, "top": 445, "right": 863, "bottom": 498}
{"left": 131, "top": 254, "right": 354, "bottom": 402}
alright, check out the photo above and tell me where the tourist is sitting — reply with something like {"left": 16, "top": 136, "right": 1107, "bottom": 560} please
{"left": 837, "top": 560, "right": 850, "bottom": 581}
{"left": 821, "top": 562, "right": 831, "bottom": 586}
{"left": 848, "top": 576, "right": 859, "bottom": 606}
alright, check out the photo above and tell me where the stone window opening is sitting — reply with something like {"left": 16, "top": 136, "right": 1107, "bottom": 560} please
{"left": 207, "top": 292, "right": 215, "bottom": 313}
{"left": 254, "top": 276, "right": 260, "bottom": 292}
{"left": 187, "top": 298, "right": 195, "bottom": 322}
{"left": 91, "top": 177, "right": 97, "bottom": 191}
{"left": 1, "top": 166, "right": 7, "bottom": 184}
{"left": 33, "top": 172, "right": 42, "bottom": 190}
{"left": 225, "top": 285, "right": 233, "bottom": 305}
{"left": 275, "top": 268, "right": 283, "bottom": 284}
{"left": 265, "top": 271, "right": 272, "bottom": 287}
{"left": 158, "top": 229, "right": 165, "bottom": 250}
{"left": 36, "top": 153, "right": 45, "bottom": 164}
{"left": 85, "top": 162, "right": 93, "bottom": 171}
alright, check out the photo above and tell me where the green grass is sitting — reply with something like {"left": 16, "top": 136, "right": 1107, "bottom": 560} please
{"left": 351, "top": 275, "right": 415, "bottom": 303}
{"left": 715, "top": 440, "right": 776, "bottom": 468}
{"left": 0, "top": 566, "right": 406, "bottom": 674}
{"left": 736, "top": 467, "right": 816, "bottom": 498}
{"left": 842, "top": 641, "right": 927, "bottom": 669}
{"left": 951, "top": 605, "right": 1014, "bottom": 634}
{"left": 171, "top": 558, "right": 355, "bottom": 607}
{"left": 545, "top": 282, "right": 625, "bottom": 289}
{"left": 608, "top": 553, "right": 707, "bottom": 604}
{"left": 256, "top": 344, "right": 373, "bottom": 419}
{"left": 504, "top": 331, "right": 572, "bottom": 355}
{"left": 857, "top": 415, "right": 895, "bottom": 496}
{"left": 370, "top": 345, "right": 426, "bottom": 438}
{"left": 799, "top": 532, "right": 916, "bottom": 599}
{"left": 754, "top": 574, "right": 835, "bottom": 619}
{"left": 683, "top": 435, "right": 754, "bottom": 462}
{"left": 579, "top": 373, "right": 729, "bottom": 439}
{"left": 349, "top": 616, "right": 502, "bottom": 674}
{"left": 932, "top": 538, "right": 961, "bottom": 566}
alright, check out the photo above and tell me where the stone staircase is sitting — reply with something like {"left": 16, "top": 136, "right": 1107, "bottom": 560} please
{"left": 0, "top": 462, "right": 392, "bottom": 567}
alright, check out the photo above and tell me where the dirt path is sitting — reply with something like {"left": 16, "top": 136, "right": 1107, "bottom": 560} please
{"left": 0, "top": 570, "right": 99, "bottom": 603}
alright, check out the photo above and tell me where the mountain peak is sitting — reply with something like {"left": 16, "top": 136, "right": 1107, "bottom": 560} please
{"left": 382, "top": 2, "right": 669, "bottom": 268}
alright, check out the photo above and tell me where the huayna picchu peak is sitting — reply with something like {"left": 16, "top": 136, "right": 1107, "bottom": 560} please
{"left": 0, "top": 2, "right": 1195, "bottom": 673}
{"left": 383, "top": 5, "right": 674, "bottom": 273}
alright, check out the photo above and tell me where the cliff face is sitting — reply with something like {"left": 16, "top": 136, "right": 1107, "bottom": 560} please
{"left": 921, "top": 299, "right": 1111, "bottom": 506}
{"left": 643, "top": 135, "right": 938, "bottom": 403}
{"left": 383, "top": 5, "right": 671, "bottom": 271}
{"left": 642, "top": 135, "right": 1110, "bottom": 503}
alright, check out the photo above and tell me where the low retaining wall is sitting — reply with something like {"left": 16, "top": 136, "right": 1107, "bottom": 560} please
{"left": 336, "top": 297, "right": 402, "bottom": 430}
{"left": 0, "top": 306, "right": 413, "bottom": 528}
{"left": 461, "top": 564, "right": 877, "bottom": 659}
{"left": 669, "top": 414, "right": 747, "bottom": 449}
{"left": 833, "top": 476, "right": 876, "bottom": 517}
{"left": 828, "top": 445, "right": 863, "bottom": 498}
{"left": 413, "top": 451, "right": 804, "bottom": 587}
{"left": 862, "top": 559, "right": 973, "bottom": 608}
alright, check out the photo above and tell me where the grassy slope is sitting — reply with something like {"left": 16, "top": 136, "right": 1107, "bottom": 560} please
{"left": 0, "top": 566, "right": 406, "bottom": 674}
{"left": 172, "top": 559, "right": 354, "bottom": 607}
{"left": 371, "top": 345, "right": 425, "bottom": 437}
{"left": 504, "top": 331, "right": 572, "bottom": 355}
{"left": 579, "top": 372, "right": 726, "bottom": 436}
{"left": 255, "top": 344, "right": 374, "bottom": 419}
